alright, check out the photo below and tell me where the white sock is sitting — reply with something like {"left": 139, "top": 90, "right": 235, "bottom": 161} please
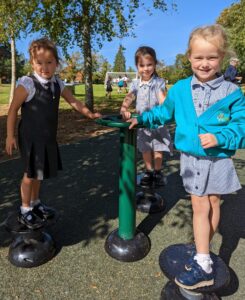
{"left": 20, "top": 206, "right": 32, "bottom": 214}
{"left": 30, "top": 199, "right": 41, "bottom": 207}
{"left": 194, "top": 253, "right": 213, "bottom": 274}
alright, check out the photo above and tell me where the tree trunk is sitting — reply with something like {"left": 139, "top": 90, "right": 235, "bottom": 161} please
{"left": 82, "top": 9, "right": 94, "bottom": 111}
{"left": 9, "top": 36, "right": 16, "bottom": 103}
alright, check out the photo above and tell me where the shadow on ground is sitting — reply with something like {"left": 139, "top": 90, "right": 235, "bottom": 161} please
{"left": 217, "top": 161, "right": 245, "bottom": 299}
{"left": 0, "top": 131, "right": 120, "bottom": 248}
{"left": 0, "top": 130, "right": 244, "bottom": 299}
{"left": 0, "top": 129, "right": 189, "bottom": 249}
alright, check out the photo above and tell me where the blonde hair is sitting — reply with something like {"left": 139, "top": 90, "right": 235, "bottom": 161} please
{"left": 187, "top": 24, "right": 229, "bottom": 57}
{"left": 29, "top": 38, "right": 60, "bottom": 64}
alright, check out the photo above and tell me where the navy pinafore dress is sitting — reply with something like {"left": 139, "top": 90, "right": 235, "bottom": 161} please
{"left": 18, "top": 75, "right": 62, "bottom": 179}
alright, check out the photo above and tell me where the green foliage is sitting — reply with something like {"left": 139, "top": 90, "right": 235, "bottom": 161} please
{"left": 0, "top": 43, "right": 26, "bottom": 82}
{"left": 0, "top": 1, "right": 37, "bottom": 42}
{"left": 174, "top": 53, "right": 192, "bottom": 79}
{"left": 156, "top": 54, "right": 192, "bottom": 84}
{"left": 32, "top": 0, "right": 175, "bottom": 110}
{"left": 127, "top": 66, "right": 136, "bottom": 72}
{"left": 60, "top": 52, "right": 83, "bottom": 82}
{"left": 0, "top": 44, "right": 11, "bottom": 81}
{"left": 113, "top": 45, "right": 126, "bottom": 72}
{"left": 217, "top": 0, "right": 245, "bottom": 77}
{"left": 0, "top": 1, "right": 38, "bottom": 101}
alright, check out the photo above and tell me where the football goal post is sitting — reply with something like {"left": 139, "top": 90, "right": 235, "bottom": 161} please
{"left": 104, "top": 72, "right": 138, "bottom": 87}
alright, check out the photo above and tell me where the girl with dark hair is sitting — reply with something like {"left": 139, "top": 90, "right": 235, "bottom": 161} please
{"left": 120, "top": 46, "right": 172, "bottom": 187}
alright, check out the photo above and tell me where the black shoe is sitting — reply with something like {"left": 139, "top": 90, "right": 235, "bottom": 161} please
{"left": 153, "top": 170, "right": 167, "bottom": 186}
{"left": 140, "top": 171, "right": 154, "bottom": 187}
{"left": 32, "top": 203, "right": 56, "bottom": 220}
{"left": 18, "top": 210, "right": 44, "bottom": 230}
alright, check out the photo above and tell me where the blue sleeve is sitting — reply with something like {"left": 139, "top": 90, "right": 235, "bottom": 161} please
{"left": 137, "top": 89, "right": 175, "bottom": 128}
{"left": 215, "top": 92, "right": 245, "bottom": 150}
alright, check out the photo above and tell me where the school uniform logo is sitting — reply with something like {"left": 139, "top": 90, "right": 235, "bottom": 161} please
{"left": 217, "top": 113, "right": 230, "bottom": 123}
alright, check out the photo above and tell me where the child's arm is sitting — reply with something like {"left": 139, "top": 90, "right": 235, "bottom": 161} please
{"left": 128, "top": 94, "right": 175, "bottom": 130}
{"left": 158, "top": 89, "right": 167, "bottom": 105}
{"left": 61, "top": 88, "right": 101, "bottom": 119}
{"left": 120, "top": 91, "right": 135, "bottom": 120}
{"left": 6, "top": 86, "right": 28, "bottom": 155}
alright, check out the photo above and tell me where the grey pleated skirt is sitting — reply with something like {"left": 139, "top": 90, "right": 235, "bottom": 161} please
{"left": 180, "top": 152, "right": 241, "bottom": 196}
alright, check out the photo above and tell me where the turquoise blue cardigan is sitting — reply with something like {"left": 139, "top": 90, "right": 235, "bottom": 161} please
{"left": 137, "top": 76, "right": 245, "bottom": 158}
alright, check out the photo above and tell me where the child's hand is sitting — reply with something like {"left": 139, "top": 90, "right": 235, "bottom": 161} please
{"left": 127, "top": 118, "right": 138, "bottom": 130}
{"left": 6, "top": 136, "right": 17, "bottom": 155}
{"left": 121, "top": 111, "right": 131, "bottom": 120}
{"left": 91, "top": 112, "right": 102, "bottom": 119}
{"left": 199, "top": 133, "right": 218, "bottom": 149}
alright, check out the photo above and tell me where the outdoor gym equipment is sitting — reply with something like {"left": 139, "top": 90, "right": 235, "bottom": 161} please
{"left": 4, "top": 212, "right": 57, "bottom": 268}
{"left": 96, "top": 114, "right": 151, "bottom": 261}
{"left": 159, "top": 244, "right": 230, "bottom": 300}
{"left": 136, "top": 183, "right": 165, "bottom": 214}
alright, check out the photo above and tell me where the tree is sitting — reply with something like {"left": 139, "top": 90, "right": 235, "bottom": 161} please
{"left": 0, "top": 0, "right": 37, "bottom": 102}
{"left": 33, "top": 0, "right": 176, "bottom": 111}
{"left": 92, "top": 54, "right": 112, "bottom": 83}
{"left": 174, "top": 53, "right": 192, "bottom": 79}
{"left": 113, "top": 45, "right": 126, "bottom": 72}
{"left": 60, "top": 52, "right": 83, "bottom": 82}
{"left": 127, "top": 66, "right": 136, "bottom": 72}
{"left": 0, "top": 43, "right": 26, "bottom": 83}
{"left": 217, "top": 0, "right": 245, "bottom": 76}
{"left": 0, "top": 44, "right": 11, "bottom": 84}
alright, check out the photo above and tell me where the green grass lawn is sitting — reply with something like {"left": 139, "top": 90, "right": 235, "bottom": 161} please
{"left": 1, "top": 82, "right": 244, "bottom": 111}
{"left": 0, "top": 84, "right": 126, "bottom": 108}
{"left": 0, "top": 84, "right": 11, "bottom": 105}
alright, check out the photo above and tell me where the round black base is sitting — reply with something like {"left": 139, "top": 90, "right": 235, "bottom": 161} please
{"left": 8, "top": 231, "right": 56, "bottom": 268}
{"left": 136, "top": 190, "right": 166, "bottom": 213}
{"left": 160, "top": 281, "right": 221, "bottom": 300}
{"left": 105, "top": 229, "right": 151, "bottom": 262}
{"left": 159, "top": 244, "right": 230, "bottom": 295}
{"left": 4, "top": 211, "right": 58, "bottom": 268}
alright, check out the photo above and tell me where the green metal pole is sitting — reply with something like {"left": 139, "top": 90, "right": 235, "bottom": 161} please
{"left": 118, "top": 127, "right": 136, "bottom": 240}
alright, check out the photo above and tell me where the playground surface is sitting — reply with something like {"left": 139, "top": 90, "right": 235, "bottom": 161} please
{"left": 0, "top": 130, "right": 244, "bottom": 300}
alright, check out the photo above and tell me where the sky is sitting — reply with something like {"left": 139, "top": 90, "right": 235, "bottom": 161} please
{"left": 16, "top": 0, "right": 236, "bottom": 69}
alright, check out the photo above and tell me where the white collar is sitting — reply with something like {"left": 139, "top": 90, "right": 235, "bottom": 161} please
{"left": 33, "top": 72, "right": 56, "bottom": 84}
{"left": 139, "top": 75, "right": 155, "bottom": 87}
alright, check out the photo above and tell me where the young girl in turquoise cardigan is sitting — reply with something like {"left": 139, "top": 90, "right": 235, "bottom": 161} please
{"left": 128, "top": 25, "right": 245, "bottom": 290}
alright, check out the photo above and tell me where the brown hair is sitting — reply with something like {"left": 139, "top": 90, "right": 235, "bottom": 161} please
{"left": 29, "top": 38, "right": 60, "bottom": 63}
{"left": 187, "top": 24, "right": 229, "bottom": 57}
{"left": 135, "top": 46, "right": 158, "bottom": 75}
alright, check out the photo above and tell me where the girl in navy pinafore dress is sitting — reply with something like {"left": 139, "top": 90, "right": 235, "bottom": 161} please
{"left": 6, "top": 38, "right": 101, "bottom": 230}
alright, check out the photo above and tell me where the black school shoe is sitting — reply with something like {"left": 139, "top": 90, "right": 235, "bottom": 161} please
{"left": 140, "top": 170, "right": 154, "bottom": 187}
{"left": 153, "top": 170, "right": 167, "bottom": 186}
{"left": 18, "top": 210, "right": 44, "bottom": 230}
{"left": 32, "top": 203, "right": 56, "bottom": 220}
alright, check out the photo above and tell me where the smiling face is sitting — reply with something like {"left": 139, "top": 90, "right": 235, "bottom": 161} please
{"left": 137, "top": 55, "right": 156, "bottom": 81}
{"left": 31, "top": 48, "right": 58, "bottom": 79}
{"left": 188, "top": 38, "right": 224, "bottom": 83}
